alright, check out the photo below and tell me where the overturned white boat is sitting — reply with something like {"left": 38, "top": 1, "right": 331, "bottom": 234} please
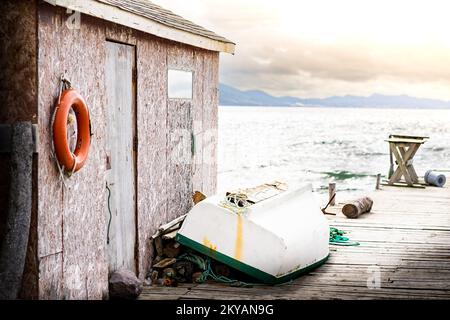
{"left": 176, "top": 182, "right": 329, "bottom": 284}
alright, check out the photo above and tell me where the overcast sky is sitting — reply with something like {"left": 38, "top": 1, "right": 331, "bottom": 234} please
{"left": 153, "top": 0, "right": 450, "bottom": 100}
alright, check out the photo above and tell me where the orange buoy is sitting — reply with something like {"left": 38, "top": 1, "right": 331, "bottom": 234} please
{"left": 53, "top": 89, "right": 90, "bottom": 173}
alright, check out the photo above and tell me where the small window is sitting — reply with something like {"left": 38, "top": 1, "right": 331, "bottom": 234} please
{"left": 168, "top": 69, "right": 193, "bottom": 99}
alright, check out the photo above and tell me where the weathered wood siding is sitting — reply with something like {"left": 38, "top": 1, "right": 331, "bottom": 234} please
{"left": 105, "top": 41, "right": 136, "bottom": 273}
{"left": 35, "top": 2, "right": 219, "bottom": 299}
{"left": 134, "top": 38, "right": 219, "bottom": 279}
{"left": 37, "top": 4, "right": 109, "bottom": 300}
{"left": 135, "top": 35, "right": 168, "bottom": 280}
{"left": 201, "top": 51, "right": 219, "bottom": 197}
{"left": 166, "top": 43, "right": 194, "bottom": 225}
{"left": 166, "top": 98, "right": 193, "bottom": 226}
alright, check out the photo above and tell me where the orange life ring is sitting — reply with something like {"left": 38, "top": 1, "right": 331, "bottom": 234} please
{"left": 53, "top": 89, "right": 91, "bottom": 173}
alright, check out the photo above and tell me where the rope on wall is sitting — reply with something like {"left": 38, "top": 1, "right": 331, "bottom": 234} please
{"left": 106, "top": 182, "right": 112, "bottom": 244}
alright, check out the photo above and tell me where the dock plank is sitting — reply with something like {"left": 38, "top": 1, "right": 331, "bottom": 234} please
{"left": 140, "top": 181, "right": 450, "bottom": 300}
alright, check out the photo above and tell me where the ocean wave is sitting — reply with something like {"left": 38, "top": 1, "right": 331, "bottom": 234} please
{"left": 314, "top": 186, "right": 361, "bottom": 192}
{"left": 321, "top": 170, "right": 374, "bottom": 180}
{"left": 288, "top": 142, "right": 305, "bottom": 148}
{"left": 424, "top": 146, "right": 445, "bottom": 152}
{"left": 314, "top": 140, "right": 350, "bottom": 146}
{"left": 354, "top": 152, "right": 386, "bottom": 157}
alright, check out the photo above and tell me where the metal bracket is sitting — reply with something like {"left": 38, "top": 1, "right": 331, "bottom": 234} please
{"left": 0, "top": 124, "right": 38, "bottom": 154}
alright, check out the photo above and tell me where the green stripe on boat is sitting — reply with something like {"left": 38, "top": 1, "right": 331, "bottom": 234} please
{"left": 176, "top": 233, "right": 329, "bottom": 285}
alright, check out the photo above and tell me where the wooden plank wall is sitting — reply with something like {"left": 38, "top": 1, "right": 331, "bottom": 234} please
{"left": 202, "top": 52, "right": 220, "bottom": 197}
{"left": 105, "top": 42, "right": 136, "bottom": 273}
{"left": 166, "top": 43, "right": 194, "bottom": 227}
{"left": 135, "top": 33, "right": 168, "bottom": 282}
{"left": 37, "top": 4, "right": 109, "bottom": 300}
{"left": 36, "top": 2, "right": 220, "bottom": 299}
{"left": 135, "top": 38, "right": 219, "bottom": 281}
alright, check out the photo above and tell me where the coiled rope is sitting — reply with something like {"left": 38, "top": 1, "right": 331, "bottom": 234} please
{"left": 50, "top": 75, "right": 71, "bottom": 188}
{"left": 177, "top": 253, "right": 252, "bottom": 287}
{"left": 219, "top": 192, "right": 251, "bottom": 215}
{"left": 329, "top": 227, "right": 360, "bottom": 246}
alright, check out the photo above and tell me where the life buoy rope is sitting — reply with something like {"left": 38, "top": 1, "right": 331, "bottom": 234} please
{"left": 52, "top": 84, "right": 91, "bottom": 175}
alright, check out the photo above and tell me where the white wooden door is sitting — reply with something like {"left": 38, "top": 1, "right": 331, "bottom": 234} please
{"left": 105, "top": 41, "right": 136, "bottom": 273}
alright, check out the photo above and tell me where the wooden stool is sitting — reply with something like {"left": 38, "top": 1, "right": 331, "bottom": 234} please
{"left": 386, "top": 134, "right": 428, "bottom": 187}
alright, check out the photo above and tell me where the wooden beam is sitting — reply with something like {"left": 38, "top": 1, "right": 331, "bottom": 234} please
{"left": 376, "top": 174, "right": 381, "bottom": 190}
{"left": 328, "top": 183, "right": 336, "bottom": 206}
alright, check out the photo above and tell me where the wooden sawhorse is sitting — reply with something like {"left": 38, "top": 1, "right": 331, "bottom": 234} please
{"left": 386, "top": 134, "right": 428, "bottom": 187}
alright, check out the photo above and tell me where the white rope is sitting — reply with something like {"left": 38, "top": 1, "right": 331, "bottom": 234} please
{"left": 69, "top": 153, "right": 77, "bottom": 177}
{"left": 50, "top": 74, "right": 74, "bottom": 188}
{"left": 50, "top": 102, "right": 68, "bottom": 189}
{"left": 219, "top": 192, "right": 250, "bottom": 215}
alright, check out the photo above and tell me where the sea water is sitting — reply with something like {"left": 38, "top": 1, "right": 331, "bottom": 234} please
{"left": 218, "top": 106, "right": 450, "bottom": 204}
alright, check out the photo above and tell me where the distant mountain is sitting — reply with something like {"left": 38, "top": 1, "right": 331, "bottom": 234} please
{"left": 219, "top": 84, "right": 450, "bottom": 109}
{"left": 219, "top": 84, "right": 302, "bottom": 106}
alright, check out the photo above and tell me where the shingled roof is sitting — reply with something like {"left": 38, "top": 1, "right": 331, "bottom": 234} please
{"left": 44, "top": 0, "right": 235, "bottom": 53}
{"left": 97, "top": 0, "right": 233, "bottom": 44}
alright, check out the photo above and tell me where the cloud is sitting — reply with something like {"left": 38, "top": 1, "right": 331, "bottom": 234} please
{"left": 220, "top": 34, "right": 450, "bottom": 98}
{"left": 153, "top": 0, "right": 450, "bottom": 100}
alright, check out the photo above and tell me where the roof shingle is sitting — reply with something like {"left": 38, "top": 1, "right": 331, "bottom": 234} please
{"left": 96, "top": 0, "right": 234, "bottom": 45}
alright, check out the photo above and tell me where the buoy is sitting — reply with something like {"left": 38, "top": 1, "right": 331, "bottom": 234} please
{"left": 53, "top": 89, "right": 91, "bottom": 173}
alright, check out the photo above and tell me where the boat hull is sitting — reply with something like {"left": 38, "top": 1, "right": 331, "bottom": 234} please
{"left": 176, "top": 183, "right": 329, "bottom": 284}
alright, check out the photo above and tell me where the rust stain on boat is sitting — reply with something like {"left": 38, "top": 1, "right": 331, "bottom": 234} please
{"left": 234, "top": 215, "right": 243, "bottom": 261}
{"left": 203, "top": 237, "right": 217, "bottom": 251}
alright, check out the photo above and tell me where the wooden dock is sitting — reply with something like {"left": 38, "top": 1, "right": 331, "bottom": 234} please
{"left": 140, "top": 180, "right": 450, "bottom": 300}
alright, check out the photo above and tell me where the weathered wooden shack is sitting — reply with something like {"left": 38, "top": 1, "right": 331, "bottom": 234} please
{"left": 0, "top": 0, "right": 234, "bottom": 299}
